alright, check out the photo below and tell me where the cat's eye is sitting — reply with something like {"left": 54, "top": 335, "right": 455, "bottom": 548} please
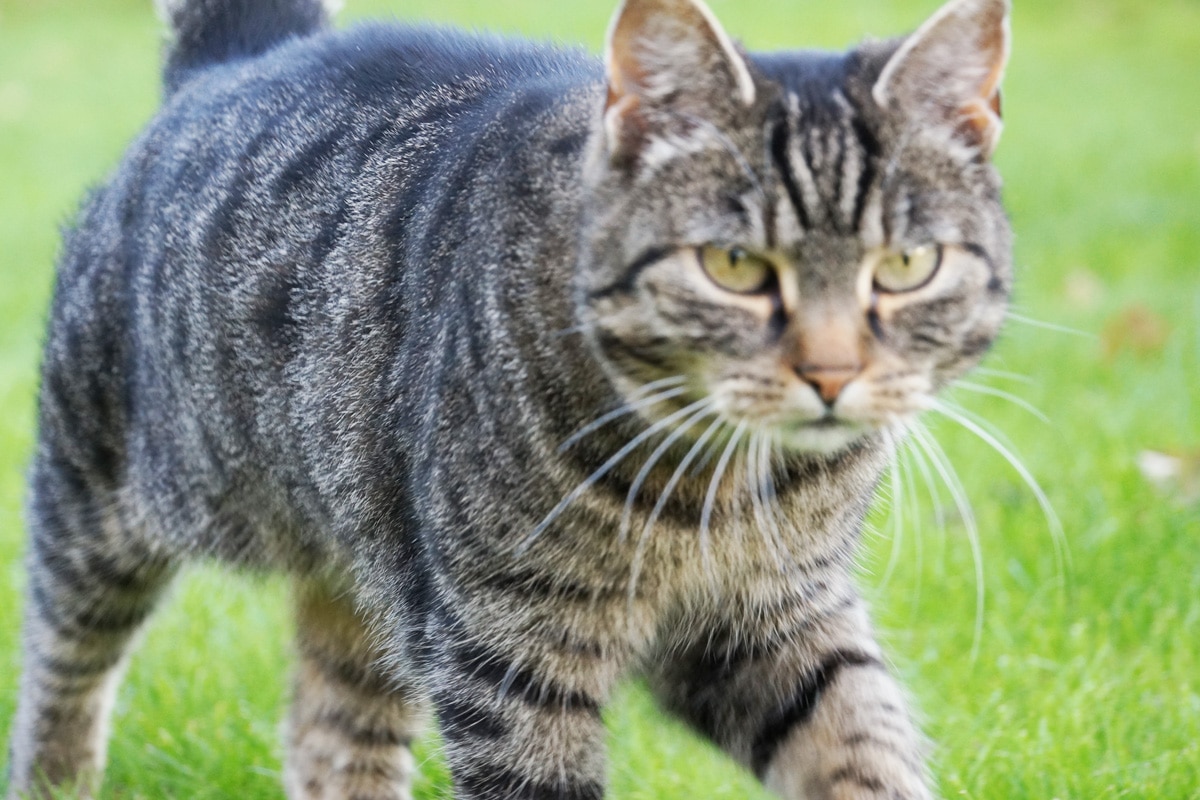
{"left": 873, "top": 245, "right": 942, "bottom": 293}
{"left": 698, "top": 246, "right": 776, "bottom": 294}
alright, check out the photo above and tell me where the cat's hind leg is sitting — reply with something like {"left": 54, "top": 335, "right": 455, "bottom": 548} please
{"left": 283, "top": 577, "right": 429, "bottom": 800}
{"left": 7, "top": 456, "right": 176, "bottom": 800}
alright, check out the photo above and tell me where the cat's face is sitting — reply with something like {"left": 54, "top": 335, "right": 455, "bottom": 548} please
{"left": 577, "top": 0, "right": 1012, "bottom": 455}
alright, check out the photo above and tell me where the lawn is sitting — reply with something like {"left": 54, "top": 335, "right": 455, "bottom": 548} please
{"left": 1, "top": 0, "right": 1198, "bottom": 797}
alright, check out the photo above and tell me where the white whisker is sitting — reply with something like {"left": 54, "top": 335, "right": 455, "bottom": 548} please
{"left": 628, "top": 414, "right": 726, "bottom": 603}
{"left": 937, "top": 397, "right": 1022, "bottom": 456}
{"left": 619, "top": 400, "right": 716, "bottom": 544}
{"left": 550, "top": 323, "right": 590, "bottom": 338}
{"left": 517, "top": 397, "right": 705, "bottom": 555}
{"left": 700, "top": 419, "right": 748, "bottom": 560}
{"left": 645, "top": 416, "right": 726, "bottom": 547}
{"left": 930, "top": 400, "right": 1071, "bottom": 581}
{"left": 762, "top": 430, "right": 792, "bottom": 571}
{"left": 952, "top": 380, "right": 1050, "bottom": 423}
{"left": 748, "top": 429, "right": 787, "bottom": 571}
{"left": 974, "top": 366, "right": 1036, "bottom": 385}
{"left": 909, "top": 421, "right": 985, "bottom": 662}
{"left": 904, "top": 423, "right": 947, "bottom": 535}
{"left": 1006, "top": 311, "right": 1095, "bottom": 339}
{"left": 879, "top": 431, "right": 906, "bottom": 589}
{"left": 898, "top": 439, "right": 925, "bottom": 604}
{"left": 558, "top": 377, "right": 687, "bottom": 452}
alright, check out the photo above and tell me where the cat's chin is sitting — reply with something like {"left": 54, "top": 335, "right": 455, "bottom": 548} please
{"left": 775, "top": 420, "right": 871, "bottom": 456}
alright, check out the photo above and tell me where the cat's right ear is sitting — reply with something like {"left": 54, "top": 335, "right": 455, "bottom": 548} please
{"left": 872, "top": 0, "right": 1010, "bottom": 157}
{"left": 602, "top": 0, "right": 756, "bottom": 163}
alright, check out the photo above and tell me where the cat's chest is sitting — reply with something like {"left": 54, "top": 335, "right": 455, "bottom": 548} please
{"left": 519, "top": 466, "right": 869, "bottom": 608}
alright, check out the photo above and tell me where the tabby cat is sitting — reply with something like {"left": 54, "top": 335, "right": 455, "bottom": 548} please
{"left": 6, "top": 0, "right": 1012, "bottom": 797}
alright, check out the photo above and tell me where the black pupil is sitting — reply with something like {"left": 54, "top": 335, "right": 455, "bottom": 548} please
{"left": 729, "top": 248, "right": 745, "bottom": 268}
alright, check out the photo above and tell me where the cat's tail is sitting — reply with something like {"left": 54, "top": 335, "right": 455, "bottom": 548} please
{"left": 157, "top": 0, "right": 338, "bottom": 93}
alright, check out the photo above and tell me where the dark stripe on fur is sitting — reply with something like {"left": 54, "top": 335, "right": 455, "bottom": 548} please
{"left": 436, "top": 694, "right": 509, "bottom": 741}
{"left": 750, "top": 650, "right": 883, "bottom": 777}
{"left": 770, "top": 118, "right": 811, "bottom": 231}
{"left": 828, "top": 766, "right": 887, "bottom": 792}
{"left": 455, "top": 766, "right": 604, "bottom": 800}
{"left": 589, "top": 247, "right": 671, "bottom": 300}
{"left": 312, "top": 709, "right": 413, "bottom": 749}
{"left": 301, "top": 647, "right": 391, "bottom": 693}
{"left": 450, "top": 639, "right": 601, "bottom": 715}
{"left": 30, "top": 533, "right": 165, "bottom": 596}
{"left": 848, "top": 116, "right": 881, "bottom": 231}
{"left": 31, "top": 645, "right": 126, "bottom": 682}
{"left": 476, "top": 566, "right": 597, "bottom": 605}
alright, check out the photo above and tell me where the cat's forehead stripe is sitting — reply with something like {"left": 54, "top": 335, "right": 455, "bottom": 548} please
{"left": 770, "top": 88, "right": 877, "bottom": 241}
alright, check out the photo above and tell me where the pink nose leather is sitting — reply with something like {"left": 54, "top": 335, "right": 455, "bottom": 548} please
{"left": 795, "top": 365, "right": 861, "bottom": 405}
{"left": 787, "top": 308, "right": 865, "bottom": 406}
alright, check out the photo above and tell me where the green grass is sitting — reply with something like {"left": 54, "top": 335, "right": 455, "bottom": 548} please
{"left": 2, "top": 0, "right": 1198, "bottom": 797}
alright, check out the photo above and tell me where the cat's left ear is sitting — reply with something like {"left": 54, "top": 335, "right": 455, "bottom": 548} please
{"left": 603, "top": 0, "right": 756, "bottom": 162}
{"left": 872, "top": 0, "right": 1010, "bottom": 157}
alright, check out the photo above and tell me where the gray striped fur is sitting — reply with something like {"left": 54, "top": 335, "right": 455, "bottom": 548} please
{"left": 6, "top": 0, "right": 1013, "bottom": 798}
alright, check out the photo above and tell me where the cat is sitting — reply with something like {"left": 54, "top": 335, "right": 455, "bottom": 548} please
{"left": 5, "top": 0, "right": 1012, "bottom": 797}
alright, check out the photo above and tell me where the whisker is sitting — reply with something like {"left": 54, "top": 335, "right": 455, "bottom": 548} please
{"left": 903, "top": 424, "right": 947, "bottom": 535}
{"left": 878, "top": 430, "right": 906, "bottom": 589}
{"left": 628, "top": 414, "right": 726, "bottom": 603}
{"left": 747, "top": 429, "right": 786, "bottom": 571}
{"left": 630, "top": 374, "right": 688, "bottom": 397}
{"left": 1006, "top": 311, "right": 1095, "bottom": 339}
{"left": 619, "top": 400, "right": 716, "bottom": 544}
{"left": 700, "top": 419, "right": 749, "bottom": 561}
{"left": 909, "top": 421, "right": 985, "bottom": 662}
{"left": 929, "top": 399, "right": 1071, "bottom": 582}
{"left": 517, "top": 397, "right": 706, "bottom": 555}
{"left": 952, "top": 380, "right": 1050, "bottom": 424}
{"left": 551, "top": 323, "right": 590, "bottom": 339}
{"left": 688, "top": 434, "right": 723, "bottom": 477}
{"left": 762, "top": 430, "right": 792, "bottom": 571}
{"left": 974, "top": 366, "right": 1036, "bottom": 385}
{"left": 558, "top": 377, "right": 687, "bottom": 453}
{"left": 937, "top": 396, "right": 1022, "bottom": 456}
{"left": 897, "top": 438, "right": 925, "bottom": 606}
{"left": 644, "top": 416, "right": 726, "bottom": 548}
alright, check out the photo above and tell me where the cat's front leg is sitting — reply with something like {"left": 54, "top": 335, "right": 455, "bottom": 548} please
{"left": 427, "top": 601, "right": 618, "bottom": 800}
{"left": 652, "top": 592, "right": 931, "bottom": 800}
{"left": 757, "top": 644, "right": 931, "bottom": 800}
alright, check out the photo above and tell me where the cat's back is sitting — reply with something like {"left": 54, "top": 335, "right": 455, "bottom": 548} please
{"left": 115, "top": 20, "right": 599, "bottom": 237}
{"left": 40, "top": 20, "right": 600, "bottom": 533}
{"left": 60, "top": 19, "right": 599, "bottom": 293}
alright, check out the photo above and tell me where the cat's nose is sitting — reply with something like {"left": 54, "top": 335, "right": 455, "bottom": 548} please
{"left": 795, "top": 364, "right": 862, "bottom": 406}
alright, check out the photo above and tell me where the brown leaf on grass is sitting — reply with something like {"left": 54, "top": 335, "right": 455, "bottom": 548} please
{"left": 1101, "top": 304, "right": 1171, "bottom": 360}
{"left": 1138, "top": 450, "right": 1200, "bottom": 504}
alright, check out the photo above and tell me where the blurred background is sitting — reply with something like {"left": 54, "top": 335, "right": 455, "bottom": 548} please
{"left": 1, "top": 0, "right": 1197, "bottom": 797}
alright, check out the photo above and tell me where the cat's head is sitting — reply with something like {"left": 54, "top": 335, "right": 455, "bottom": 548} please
{"left": 576, "top": 0, "right": 1012, "bottom": 455}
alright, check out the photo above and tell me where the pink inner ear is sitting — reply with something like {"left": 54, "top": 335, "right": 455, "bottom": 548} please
{"left": 604, "top": 4, "right": 650, "bottom": 109}
{"left": 974, "top": 5, "right": 1009, "bottom": 120}
{"left": 977, "top": 36, "right": 1006, "bottom": 111}
{"left": 965, "top": 25, "right": 1007, "bottom": 137}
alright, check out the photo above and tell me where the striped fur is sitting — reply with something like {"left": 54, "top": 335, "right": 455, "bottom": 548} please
{"left": 7, "top": 0, "right": 1013, "bottom": 798}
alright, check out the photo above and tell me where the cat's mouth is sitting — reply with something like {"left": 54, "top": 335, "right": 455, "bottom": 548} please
{"left": 776, "top": 414, "right": 872, "bottom": 454}
{"left": 798, "top": 416, "right": 843, "bottom": 430}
